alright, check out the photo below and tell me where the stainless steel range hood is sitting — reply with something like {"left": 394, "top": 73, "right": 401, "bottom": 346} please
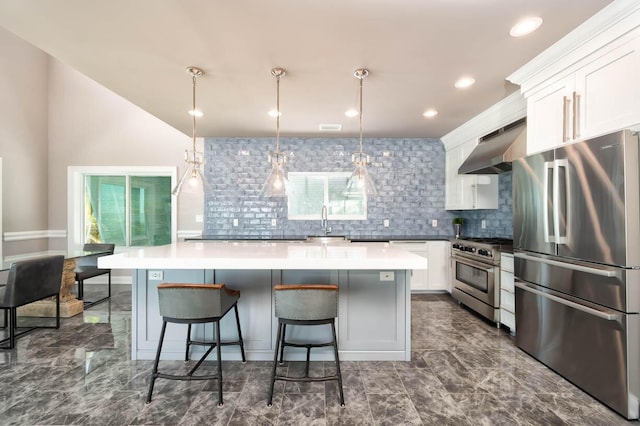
{"left": 458, "top": 117, "right": 527, "bottom": 174}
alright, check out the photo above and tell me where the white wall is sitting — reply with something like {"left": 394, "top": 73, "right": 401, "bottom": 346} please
{"left": 1, "top": 26, "right": 205, "bottom": 257}
{"left": 0, "top": 27, "right": 50, "bottom": 256}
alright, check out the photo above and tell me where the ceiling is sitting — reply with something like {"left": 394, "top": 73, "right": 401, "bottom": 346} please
{"left": 0, "top": 0, "right": 613, "bottom": 139}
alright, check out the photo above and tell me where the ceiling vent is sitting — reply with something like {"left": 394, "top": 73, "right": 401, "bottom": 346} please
{"left": 319, "top": 124, "right": 342, "bottom": 132}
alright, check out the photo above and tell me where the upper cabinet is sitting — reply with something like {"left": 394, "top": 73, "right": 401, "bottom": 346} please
{"left": 445, "top": 139, "right": 498, "bottom": 210}
{"left": 509, "top": 2, "right": 640, "bottom": 155}
{"left": 442, "top": 91, "right": 526, "bottom": 211}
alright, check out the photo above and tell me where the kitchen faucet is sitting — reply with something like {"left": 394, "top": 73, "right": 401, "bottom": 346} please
{"left": 321, "top": 205, "right": 332, "bottom": 236}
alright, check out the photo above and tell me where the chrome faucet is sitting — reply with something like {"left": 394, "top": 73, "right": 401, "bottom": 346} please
{"left": 321, "top": 205, "right": 332, "bottom": 236}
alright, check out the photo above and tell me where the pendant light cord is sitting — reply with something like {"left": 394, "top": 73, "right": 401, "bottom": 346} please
{"left": 358, "top": 75, "right": 364, "bottom": 154}
{"left": 275, "top": 73, "right": 281, "bottom": 153}
{"left": 192, "top": 74, "right": 197, "bottom": 163}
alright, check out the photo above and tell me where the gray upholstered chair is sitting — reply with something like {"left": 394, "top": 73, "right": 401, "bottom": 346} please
{"left": 0, "top": 255, "right": 64, "bottom": 349}
{"left": 75, "top": 243, "right": 115, "bottom": 307}
{"left": 267, "top": 284, "right": 345, "bottom": 407}
{"left": 146, "top": 283, "right": 246, "bottom": 406}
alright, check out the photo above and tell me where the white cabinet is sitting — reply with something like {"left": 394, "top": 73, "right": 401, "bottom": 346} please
{"left": 499, "top": 253, "right": 515, "bottom": 334}
{"left": 391, "top": 241, "right": 450, "bottom": 292}
{"left": 523, "top": 29, "right": 640, "bottom": 154}
{"left": 445, "top": 139, "right": 498, "bottom": 210}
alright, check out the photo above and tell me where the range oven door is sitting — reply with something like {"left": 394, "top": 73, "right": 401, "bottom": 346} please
{"left": 451, "top": 254, "right": 498, "bottom": 307}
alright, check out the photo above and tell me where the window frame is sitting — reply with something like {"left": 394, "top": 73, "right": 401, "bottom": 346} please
{"left": 287, "top": 171, "right": 367, "bottom": 220}
{"left": 68, "top": 166, "right": 177, "bottom": 251}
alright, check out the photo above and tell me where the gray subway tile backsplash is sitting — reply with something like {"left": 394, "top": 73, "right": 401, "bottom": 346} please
{"left": 203, "top": 137, "right": 513, "bottom": 239}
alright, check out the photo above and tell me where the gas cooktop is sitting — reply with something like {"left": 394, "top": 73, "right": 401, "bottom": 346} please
{"left": 455, "top": 237, "right": 514, "bottom": 246}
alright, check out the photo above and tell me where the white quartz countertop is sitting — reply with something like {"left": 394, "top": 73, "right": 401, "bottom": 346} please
{"left": 98, "top": 241, "right": 428, "bottom": 270}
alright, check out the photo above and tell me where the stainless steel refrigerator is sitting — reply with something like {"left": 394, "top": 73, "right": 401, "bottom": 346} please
{"left": 513, "top": 129, "right": 640, "bottom": 420}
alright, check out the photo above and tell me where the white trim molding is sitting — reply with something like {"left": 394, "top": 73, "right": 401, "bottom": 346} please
{"left": 441, "top": 91, "right": 526, "bottom": 150}
{"left": 4, "top": 229, "right": 67, "bottom": 242}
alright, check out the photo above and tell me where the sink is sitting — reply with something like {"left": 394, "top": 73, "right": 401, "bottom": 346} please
{"left": 305, "top": 235, "right": 350, "bottom": 244}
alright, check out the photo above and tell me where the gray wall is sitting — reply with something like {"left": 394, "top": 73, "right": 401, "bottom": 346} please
{"left": 204, "top": 137, "right": 513, "bottom": 238}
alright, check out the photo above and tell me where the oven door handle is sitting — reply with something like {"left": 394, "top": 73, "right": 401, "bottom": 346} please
{"left": 514, "top": 252, "right": 617, "bottom": 277}
{"left": 515, "top": 281, "right": 619, "bottom": 321}
{"left": 452, "top": 255, "right": 495, "bottom": 272}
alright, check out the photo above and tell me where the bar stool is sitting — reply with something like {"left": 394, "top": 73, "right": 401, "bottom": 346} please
{"left": 267, "top": 284, "right": 345, "bottom": 407}
{"left": 146, "top": 283, "right": 246, "bottom": 407}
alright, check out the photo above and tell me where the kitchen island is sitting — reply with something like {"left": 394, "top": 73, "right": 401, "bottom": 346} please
{"left": 99, "top": 241, "right": 427, "bottom": 361}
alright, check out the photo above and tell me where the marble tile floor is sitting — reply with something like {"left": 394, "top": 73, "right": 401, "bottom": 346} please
{"left": 0, "top": 285, "right": 634, "bottom": 425}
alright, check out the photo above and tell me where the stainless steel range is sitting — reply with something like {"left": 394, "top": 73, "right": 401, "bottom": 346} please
{"left": 450, "top": 237, "right": 513, "bottom": 323}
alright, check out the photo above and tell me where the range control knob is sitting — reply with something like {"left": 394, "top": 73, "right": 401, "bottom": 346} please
{"left": 464, "top": 246, "right": 476, "bottom": 253}
{"left": 478, "top": 249, "right": 492, "bottom": 257}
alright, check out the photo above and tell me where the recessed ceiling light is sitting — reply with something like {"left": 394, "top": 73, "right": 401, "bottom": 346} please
{"left": 268, "top": 109, "right": 281, "bottom": 117}
{"left": 345, "top": 109, "right": 358, "bottom": 117}
{"left": 188, "top": 109, "right": 203, "bottom": 117}
{"left": 510, "top": 17, "right": 543, "bottom": 37}
{"left": 454, "top": 77, "right": 475, "bottom": 89}
{"left": 423, "top": 109, "right": 438, "bottom": 118}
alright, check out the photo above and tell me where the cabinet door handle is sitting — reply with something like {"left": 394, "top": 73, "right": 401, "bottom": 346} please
{"left": 572, "top": 91, "right": 581, "bottom": 139}
{"left": 562, "top": 96, "right": 571, "bottom": 142}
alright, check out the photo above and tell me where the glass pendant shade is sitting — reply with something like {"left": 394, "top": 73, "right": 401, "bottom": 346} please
{"left": 261, "top": 151, "right": 289, "bottom": 197}
{"left": 345, "top": 152, "right": 377, "bottom": 196}
{"left": 172, "top": 149, "right": 212, "bottom": 195}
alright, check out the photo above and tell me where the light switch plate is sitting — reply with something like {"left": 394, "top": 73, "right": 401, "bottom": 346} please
{"left": 481, "top": 220, "right": 487, "bottom": 229}
{"left": 431, "top": 219, "right": 437, "bottom": 227}
{"left": 380, "top": 271, "right": 395, "bottom": 281}
{"left": 383, "top": 219, "right": 389, "bottom": 227}
{"left": 233, "top": 218, "right": 239, "bottom": 227}
{"left": 271, "top": 219, "right": 277, "bottom": 226}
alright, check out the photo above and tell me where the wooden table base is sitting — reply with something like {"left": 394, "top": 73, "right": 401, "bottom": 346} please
{"left": 17, "top": 258, "right": 84, "bottom": 318}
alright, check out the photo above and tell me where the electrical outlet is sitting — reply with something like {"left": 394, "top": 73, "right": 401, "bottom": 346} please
{"left": 481, "top": 220, "right": 487, "bottom": 229}
{"left": 148, "top": 270, "right": 163, "bottom": 281}
{"left": 195, "top": 214, "right": 203, "bottom": 223}
{"left": 271, "top": 219, "right": 277, "bottom": 226}
{"left": 380, "top": 271, "right": 395, "bottom": 281}
{"left": 431, "top": 219, "right": 437, "bottom": 227}
{"left": 383, "top": 219, "right": 389, "bottom": 227}
{"left": 233, "top": 218, "right": 239, "bottom": 227}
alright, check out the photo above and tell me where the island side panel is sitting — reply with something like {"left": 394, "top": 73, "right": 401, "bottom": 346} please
{"left": 338, "top": 269, "right": 409, "bottom": 361}
{"left": 213, "top": 269, "right": 274, "bottom": 359}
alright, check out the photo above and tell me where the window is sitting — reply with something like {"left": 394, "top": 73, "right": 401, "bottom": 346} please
{"left": 69, "top": 167, "right": 176, "bottom": 249}
{"left": 287, "top": 172, "right": 367, "bottom": 220}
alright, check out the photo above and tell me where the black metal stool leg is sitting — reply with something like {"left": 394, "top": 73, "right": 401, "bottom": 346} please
{"left": 185, "top": 324, "right": 192, "bottom": 362}
{"left": 331, "top": 321, "right": 345, "bottom": 407}
{"left": 9, "top": 308, "right": 16, "bottom": 349}
{"left": 215, "top": 320, "right": 223, "bottom": 407}
{"left": 278, "top": 323, "right": 287, "bottom": 365}
{"left": 268, "top": 320, "right": 284, "bottom": 407}
{"left": 233, "top": 304, "right": 246, "bottom": 363}
{"left": 147, "top": 321, "right": 168, "bottom": 403}
{"left": 78, "top": 279, "right": 84, "bottom": 300}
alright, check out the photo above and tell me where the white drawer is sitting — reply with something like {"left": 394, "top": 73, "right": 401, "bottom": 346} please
{"left": 500, "top": 289, "right": 515, "bottom": 313}
{"left": 500, "top": 270, "right": 514, "bottom": 293}
{"left": 500, "top": 309, "right": 516, "bottom": 331}
{"left": 501, "top": 253, "right": 514, "bottom": 273}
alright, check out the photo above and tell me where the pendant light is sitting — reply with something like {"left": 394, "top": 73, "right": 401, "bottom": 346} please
{"left": 261, "top": 67, "right": 290, "bottom": 198}
{"left": 345, "top": 68, "right": 377, "bottom": 196}
{"left": 172, "top": 66, "right": 212, "bottom": 196}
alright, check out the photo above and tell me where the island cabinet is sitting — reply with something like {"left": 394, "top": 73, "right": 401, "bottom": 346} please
{"left": 390, "top": 241, "right": 451, "bottom": 292}
{"left": 499, "top": 253, "right": 515, "bottom": 334}
{"left": 133, "top": 267, "right": 410, "bottom": 362}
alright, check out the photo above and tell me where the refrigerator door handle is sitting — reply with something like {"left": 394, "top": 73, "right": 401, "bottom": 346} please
{"left": 543, "top": 161, "right": 555, "bottom": 243}
{"left": 515, "top": 281, "right": 619, "bottom": 321}
{"left": 514, "top": 252, "right": 618, "bottom": 277}
{"left": 554, "top": 159, "right": 569, "bottom": 244}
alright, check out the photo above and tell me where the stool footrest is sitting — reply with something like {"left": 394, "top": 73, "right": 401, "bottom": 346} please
{"left": 273, "top": 374, "right": 340, "bottom": 383}
{"left": 281, "top": 341, "right": 334, "bottom": 349}
{"left": 155, "top": 372, "right": 219, "bottom": 381}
